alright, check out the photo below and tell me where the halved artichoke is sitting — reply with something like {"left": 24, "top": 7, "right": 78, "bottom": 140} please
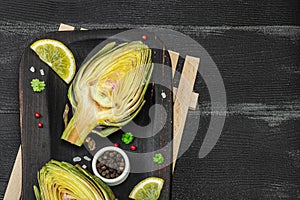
{"left": 33, "top": 160, "right": 115, "bottom": 200}
{"left": 61, "top": 41, "right": 153, "bottom": 146}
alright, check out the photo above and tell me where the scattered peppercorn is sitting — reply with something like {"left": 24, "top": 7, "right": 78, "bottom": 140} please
{"left": 114, "top": 143, "right": 120, "bottom": 147}
{"left": 96, "top": 150, "right": 125, "bottom": 179}
{"left": 35, "top": 112, "right": 41, "bottom": 118}
{"left": 142, "top": 35, "right": 147, "bottom": 41}
{"left": 37, "top": 122, "right": 43, "bottom": 128}
{"left": 130, "top": 145, "right": 137, "bottom": 151}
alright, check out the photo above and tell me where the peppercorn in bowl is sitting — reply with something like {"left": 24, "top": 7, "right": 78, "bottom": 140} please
{"left": 92, "top": 146, "right": 130, "bottom": 186}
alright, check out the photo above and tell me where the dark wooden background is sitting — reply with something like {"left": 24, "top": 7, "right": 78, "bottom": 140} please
{"left": 0, "top": 0, "right": 299, "bottom": 199}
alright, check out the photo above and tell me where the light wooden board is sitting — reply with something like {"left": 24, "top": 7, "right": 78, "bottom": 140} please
{"left": 3, "top": 146, "right": 22, "bottom": 200}
{"left": 172, "top": 56, "right": 200, "bottom": 172}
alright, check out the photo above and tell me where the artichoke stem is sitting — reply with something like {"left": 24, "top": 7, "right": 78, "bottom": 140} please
{"left": 61, "top": 108, "right": 97, "bottom": 146}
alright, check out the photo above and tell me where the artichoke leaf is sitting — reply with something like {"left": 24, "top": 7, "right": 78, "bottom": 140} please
{"left": 34, "top": 160, "right": 115, "bottom": 200}
{"left": 76, "top": 165, "right": 115, "bottom": 200}
{"left": 92, "top": 126, "right": 121, "bottom": 137}
{"left": 68, "top": 42, "right": 117, "bottom": 110}
{"left": 62, "top": 41, "right": 153, "bottom": 146}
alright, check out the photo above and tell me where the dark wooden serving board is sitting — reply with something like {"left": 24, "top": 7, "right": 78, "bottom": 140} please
{"left": 19, "top": 30, "right": 173, "bottom": 199}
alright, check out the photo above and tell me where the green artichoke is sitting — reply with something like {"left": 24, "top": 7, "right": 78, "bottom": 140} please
{"left": 61, "top": 41, "right": 153, "bottom": 146}
{"left": 33, "top": 160, "right": 115, "bottom": 200}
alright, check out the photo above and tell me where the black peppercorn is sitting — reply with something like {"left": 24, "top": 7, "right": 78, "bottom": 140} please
{"left": 96, "top": 150, "right": 126, "bottom": 179}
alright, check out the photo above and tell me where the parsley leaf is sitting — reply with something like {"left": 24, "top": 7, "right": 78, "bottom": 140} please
{"left": 121, "top": 132, "right": 134, "bottom": 144}
{"left": 153, "top": 153, "right": 165, "bottom": 164}
{"left": 31, "top": 78, "right": 46, "bottom": 92}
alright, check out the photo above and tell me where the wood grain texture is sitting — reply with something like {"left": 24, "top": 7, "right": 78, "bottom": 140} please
{"left": 3, "top": 146, "right": 21, "bottom": 200}
{"left": 19, "top": 30, "right": 173, "bottom": 199}
{"left": 6, "top": 24, "right": 201, "bottom": 199}
{"left": 0, "top": 1, "right": 299, "bottom": 198}
{"left": 0, "top": 114, "right": 20, "bottom": 200}
{"left": 1, "top": 22, "right": 299, "bottom": 113}
{"left": 0, "top": 0, "right": 299, "bottom": 26}
{"left": 6, "top": 24, "right": 191, "bottom": 199}
{"left": 172, "top": 111, "right": 300, "bottom": 199}
{"left": 172, "top": 56, "right": 199, "bottom": 172}
{"left": 4, "top": 24, "right": 71, "bottom": 200}
{"left": 169, "top": 50, "right": 199, "bottom": 110}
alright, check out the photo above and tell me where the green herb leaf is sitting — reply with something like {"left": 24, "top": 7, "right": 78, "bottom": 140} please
{"left": 121, "top": 132, "right": 134, "bottom": 144}
{"left": 153, "top": 153, "right": 165, "bottom": 164}
{"left": 31, "top": 78, "right": 46, "bottom": 92}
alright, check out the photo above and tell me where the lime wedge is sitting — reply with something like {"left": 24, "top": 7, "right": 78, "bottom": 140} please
{"left": 30, "top": 39, "right": 76, "bottom": 84}
{"left": 129, "top": 177, "right": 164, "bottom": 200}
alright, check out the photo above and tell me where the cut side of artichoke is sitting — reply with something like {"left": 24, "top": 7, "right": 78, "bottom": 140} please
{"left": 33, "top": 160, "right": 115, "bottom": 200}
{"left": 61, "top": 41, "right": 153, "bottom": 146}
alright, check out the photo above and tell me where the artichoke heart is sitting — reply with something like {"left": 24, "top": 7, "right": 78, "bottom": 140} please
{"left": 33, "top": 160, "right": 115, "bottom": 200}
{"left": 61, "top": 41, "right": 153, "bottom": 146}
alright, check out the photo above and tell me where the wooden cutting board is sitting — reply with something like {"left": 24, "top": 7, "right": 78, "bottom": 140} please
{"left": 4, "top": 24, "right": 199, "bottom": 200}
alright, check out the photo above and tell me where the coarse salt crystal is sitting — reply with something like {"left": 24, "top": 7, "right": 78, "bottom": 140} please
{"left": 73, "top": 156, "right": 81, "bottom": 162}
{"left": 83, "top": 156, "right": 91, "bottom": 161}
{"left": 40, "top": 69, "right": 45, "bottom": 76}
{"left": 161, "top": 92, "right": 166, "bottom": 99}
{"left": 30, "top": 66, "right": 35, "bottom": 72}
{"left": 82, "top": 164, "right": 87, "bottom": 169}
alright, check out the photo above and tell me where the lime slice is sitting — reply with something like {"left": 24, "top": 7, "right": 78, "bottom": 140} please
{"left": 129, "top": 177, "right": 164, "bottom": 200}
{"left": 30, "top": 39, "right": 76, "bottom": 84}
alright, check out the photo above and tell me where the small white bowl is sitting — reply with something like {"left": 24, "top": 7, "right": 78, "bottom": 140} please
{"left": 92, "top": 146, "right": 130, "bottom": 186}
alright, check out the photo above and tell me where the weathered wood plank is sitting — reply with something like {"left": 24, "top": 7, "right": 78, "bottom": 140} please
{"left": 0, "top": 113, "right": 20, "bottom": 200}
{"left": 18, "top": 30, "right": 173, "bottom": 200}
{"left": 1, "top": 105, "right": 299, "bottom": 199}
{"left": 0, "top": 23, "right": 298, "bottom": 113}
{"left": 172, "top": 111, "right": 300, "bottom": 199}
{"left": 0, "top": 0, "right": 299, "bottom": 26}
{"left": 0, "top": 21, "right": 299, "bottom": 200}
